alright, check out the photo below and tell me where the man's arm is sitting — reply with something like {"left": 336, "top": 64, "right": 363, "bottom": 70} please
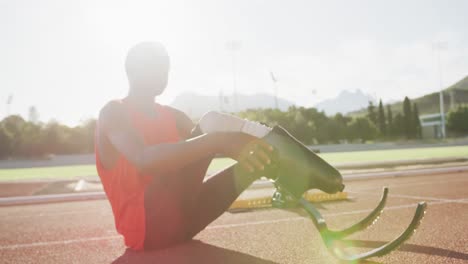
{"left": 166, "top": 107, "right": 274, "bottom": 173}
{"left": 98, "top": 101, "right": 222, "bottom": 175}
{"left": 167, "top": 106, "right": 196, "bottom": 139}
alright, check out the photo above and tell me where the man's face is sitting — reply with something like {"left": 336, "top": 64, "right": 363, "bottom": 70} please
{"left": 126, "top": 42, "right": 170, "bottom": 97}
{"left": 129, "top": 57, "right": 169, "bottom": 97}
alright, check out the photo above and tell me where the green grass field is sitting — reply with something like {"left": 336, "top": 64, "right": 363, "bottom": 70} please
{"left": 318, "top": 145, "right": 468, "bottom": 163}
{"left": 0, "top": 145, "right": 467, "bottom": 181}
{"left": 0, "top": 165, "right": 98, "bottom": 181}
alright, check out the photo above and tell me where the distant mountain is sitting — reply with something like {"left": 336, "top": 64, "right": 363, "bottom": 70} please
{"left": 447, "top": 75, "right": 468, "bottom": 91}
{"left": 349, "top": 75, "right": 468, "bottom": 117}
{"left": 170, "top": 92, "right": 294, "bottom": 119}
{"left": 314, "top": 89, "right": 375, "bottom": 115}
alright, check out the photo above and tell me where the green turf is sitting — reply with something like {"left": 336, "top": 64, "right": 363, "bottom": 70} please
{"left": 0, "top": 165, "right": 98, "bottom": 181}
{"left": 207, "top": 157, "right": 236, "bottom": 173}
{"left": 208, "top": 145, "right": 468, "bottom": 170}
{"left": 318, "top": 145, "right": 468, "bottom": 163}
{"left": 0, "top": 145, "right": 467, "bottom": 181}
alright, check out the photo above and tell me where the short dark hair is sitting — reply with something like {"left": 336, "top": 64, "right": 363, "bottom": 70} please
{"left": 125, "top": 42, "right": 169, "bottom": 79}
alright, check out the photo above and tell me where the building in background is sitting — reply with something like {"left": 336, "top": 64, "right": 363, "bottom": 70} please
{"left": 419, "top": 113, "right": 445, "bottom": 139}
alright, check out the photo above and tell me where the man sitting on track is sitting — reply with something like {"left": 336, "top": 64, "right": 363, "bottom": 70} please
{"left": 95, "top": 42, "right": 277, "bottom": 250}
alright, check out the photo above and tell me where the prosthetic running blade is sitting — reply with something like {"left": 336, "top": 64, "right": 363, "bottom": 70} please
{"left": 297, "top": 187, "right": 427, "bottom": 261}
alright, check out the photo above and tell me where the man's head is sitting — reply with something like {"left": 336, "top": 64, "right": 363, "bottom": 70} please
{"left": 125, "top": 42, "right": 170, "bottom": 97}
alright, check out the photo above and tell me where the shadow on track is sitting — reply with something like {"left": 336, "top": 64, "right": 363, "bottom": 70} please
{"left": 112, "top": 240, "right": 278, "bottom": 264}
{"left": 344, "top": 240, "right": 468, "bottom": 261}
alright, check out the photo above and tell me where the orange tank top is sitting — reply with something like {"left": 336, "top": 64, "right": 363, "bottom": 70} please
{"left": 95, "top": 100, "right": 180, "bottom": 250}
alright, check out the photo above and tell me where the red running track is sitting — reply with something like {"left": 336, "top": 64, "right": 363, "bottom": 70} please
{"left": 1, "top": 171, "right": 467, "bottom": 263}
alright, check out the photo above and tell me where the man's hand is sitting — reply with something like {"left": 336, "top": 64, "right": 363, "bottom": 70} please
{"left": 219, "top": 132, "right": 275, "bottom": 174}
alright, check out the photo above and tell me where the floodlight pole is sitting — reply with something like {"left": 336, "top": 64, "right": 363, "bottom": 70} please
{"left": 226, "top": 41, "right": 241, "bottom": 112}
{"left": 6, "top": 94, "right": 13, "bottom": 117}
{"left": 274, "top": 81, "right": 279, "bottom": 109}
{"left": 434, "top": 42, "right": 446, "bottom": 139}
{"left": 270, "top": 71, "right": 279, "bottom": 109}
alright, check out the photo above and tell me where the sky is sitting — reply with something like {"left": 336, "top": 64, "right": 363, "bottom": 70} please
{"left": 1, "top": 0, "right": 468, "bottom": 126}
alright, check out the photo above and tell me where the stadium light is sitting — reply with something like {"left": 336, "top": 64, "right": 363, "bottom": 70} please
{"left": 269, "top": 71, "right": 279, "bottom": 109}
{"left": 226, "top": 41, "right": 242, "bottom": 112}
{"left": 433, "top": 41, "right": 448, "bottom": 139}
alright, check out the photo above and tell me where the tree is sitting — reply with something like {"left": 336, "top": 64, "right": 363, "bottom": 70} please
{"left": 291, "top": 109, "right": 312, "bottom": 143}
{"left": 412, "top": 103, "right": 422, "bottom": 139}
{"left": 403, "top": 97, "right": 413, "bottom": 139}
{"left": 447, "top": 105, "right": 468, "bottom": 134}
{"left": 386, "top": 105, "right": 393, "bottom": 137}
{"left": 42, "top": 121, "right": 66, "bottom": 154}
{"left": 0, "top": 126, "right": 11, "bottom": 158}
{"left": 18, "top": 121, "right": 44, "bottom": 157}
{"left": 82, "top": 119, "right": 97, "bottom": 153}
{"left": 377, "top": 99, "right": 387, "bottom": 136}
{"left": 1, "top": 115, "right": 26, "bottom": 156}
{"left": 393, "top": 113, "right": 404, "bottom": 137}
{"left": 333, "top": 113, "right": 352, "bottom": 142}
{"left": 0, "top": 114, "right": 99, "bottom": 159}
{"left": 367, "top": 101, "right": 377, "bottom": 125}
{"left": 349, "top": 117, "right": 378, "bottom": 142}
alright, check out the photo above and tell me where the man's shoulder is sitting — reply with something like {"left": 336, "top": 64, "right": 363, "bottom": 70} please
{"left": 164, "top": 105, "right": 182, "bottom": 114}
{"left": 163, "top": 106, "right": 194, "bottom": 138}
{"left": 100, "top": 100, "right": 125, "bottom": 118}
{"left": 98, "top": 100, "right": 128, "bottom": 129}
{"left": 165, "top": 106, "right": 190, "bottom": 121}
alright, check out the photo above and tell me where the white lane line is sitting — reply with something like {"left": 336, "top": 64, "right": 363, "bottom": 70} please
{"left": 347, "top": 190, "right": 468, "bottom": 204}
{"left": 0, "top": 209, "right": 112, "bottom": 219}
{"left": 2, "top": 197, "right": 467, "bottom": 251}
{"left": 2, "top": 176, "right": 467, "bottom": 220}
{"left": 344, "top": 165, "right": 468, "bottom": 180}
{"left": 0, "top": 235, "right": 121, "bottom": 250}
{"left": 2, "top": 165, "right": 467, "bottom": 207}
{"left": 0, "top": 192, "right": 106, "bottom": 206}
{"left": 349, "top": 177, "right": 468, "bottom": 192}
{"left": 207, "top": 216, "right": 305, "bottom": 230}
{"left": 211, "top": 197, "right": 468, "bottom": 230}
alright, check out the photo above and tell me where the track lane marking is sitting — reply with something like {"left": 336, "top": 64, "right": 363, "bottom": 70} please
{"left": 2, "top": 176, "right": 467, "bottom": 219}
{"left": 0, "top": 235, "right": 122, "bottom": 250}
{"left": 349, "top": 176, "right": 468, "bottom": 192}
{"left": 347, "top": 191, "right": 468, "bottom": 204}
{"left": 2, "top": 197, "right": 467, "bottom": 250}
{"left": 0, "top": 209, "right": 113, "bottom": 219}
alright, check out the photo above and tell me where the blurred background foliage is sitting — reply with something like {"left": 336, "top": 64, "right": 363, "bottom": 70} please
{"left": 1, "top": 97, "right": 467, "bottom": 159}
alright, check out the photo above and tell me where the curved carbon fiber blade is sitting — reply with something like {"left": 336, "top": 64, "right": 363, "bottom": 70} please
{"left": 327, "top": 187, "right": 388, "bottom": 239}
{"left": 298, "top": 187, "right": 388, "bottom": 236}
{"left": 298, "top": 189, "right": 427, "bottom": 261}
{"left": 327, "top": 202, "right": 427, "bottom": 261}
